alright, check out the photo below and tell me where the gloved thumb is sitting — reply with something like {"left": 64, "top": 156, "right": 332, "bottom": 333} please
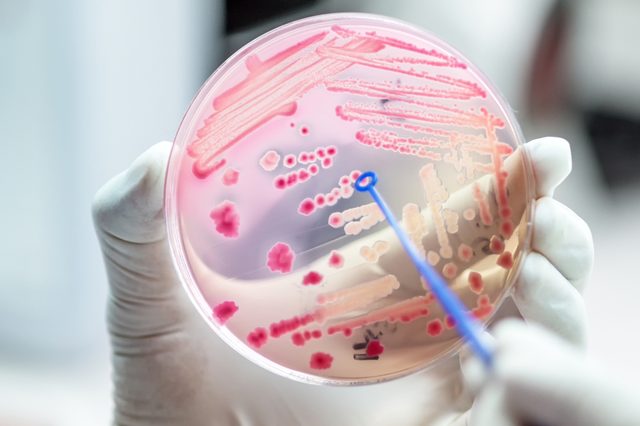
{"left": 472, "top": 320, "right": 640, "bottom": 426}
{"left": 92, "top": 141, "right": 189, "bottom": 340}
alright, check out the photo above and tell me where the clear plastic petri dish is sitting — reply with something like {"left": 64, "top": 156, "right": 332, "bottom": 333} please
{"left": 165, "top": 13, "right": 534, "bottom": 385}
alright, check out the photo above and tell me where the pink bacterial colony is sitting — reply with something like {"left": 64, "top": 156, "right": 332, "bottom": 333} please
{"left": 302, "top": 271, "right": 324, "bottom": 286}
{"left": 328, "top": 251, "right": 344, "bottom": 268}
{"left": 213, "top": 301, "right": 239, "bottom": 324}
{"left": 210, "top": 201, "right": 240, "bottom": 238}
{"left": 266, "top": 242, "right": 295, "bottom": 273}
{"left": 222, "top": 168, "right": 240, "bottom": 185}
{"left": 272, "top": 145, "right": 338, "bottom": 190}
{"left": 296, "top": 169, "right": 360, "bottom": 216}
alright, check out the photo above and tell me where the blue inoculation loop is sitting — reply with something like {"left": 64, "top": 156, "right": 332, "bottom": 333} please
{"left": 354, "top": 171, "right": 494, "bottom": 368}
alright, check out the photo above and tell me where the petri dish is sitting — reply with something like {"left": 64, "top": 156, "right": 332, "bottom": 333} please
{"left": 165, "top": 13, "right": 534, "bottom": 385}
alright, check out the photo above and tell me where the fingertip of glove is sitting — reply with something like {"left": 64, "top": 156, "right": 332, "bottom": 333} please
{"left": 525, "top": 137, "right": 572, "bottom": 197}
{"left": 532, "top": 197, "right": 595, "bottom": 287}
{"left": 92, "top": 142, "right": 173, "bottom": 243}
{"left": 491, "top": 318, "right": 528, "bottom": 344}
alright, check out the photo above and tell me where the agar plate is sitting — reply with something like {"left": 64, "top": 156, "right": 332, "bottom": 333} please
{"left": 165, "top": 13, "right": 534, "bottom": 385}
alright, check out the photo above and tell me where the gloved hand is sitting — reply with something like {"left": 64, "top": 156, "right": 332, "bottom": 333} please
{"left": 466, "top": 319, "right": 640, "bottom": 426}
{"left": 93, "top": 137, "right": 593, "bottom": 425}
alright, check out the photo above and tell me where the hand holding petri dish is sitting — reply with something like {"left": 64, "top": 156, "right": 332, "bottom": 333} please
{"left": 165, "top": 13, "right": 534, "bottom": 385}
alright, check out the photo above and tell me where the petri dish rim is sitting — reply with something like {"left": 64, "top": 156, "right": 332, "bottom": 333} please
{"left": 164, "top": 12, "right": 536, "bottom": 386}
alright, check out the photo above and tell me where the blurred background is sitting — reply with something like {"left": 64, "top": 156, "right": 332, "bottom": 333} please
{"left": 1, "top": 0, "right": 639, "bottom": 424}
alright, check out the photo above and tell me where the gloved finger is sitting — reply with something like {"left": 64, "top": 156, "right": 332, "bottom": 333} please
{"left": 458, "top": 329, "right": 496, "bottom": 395}
{"left": 93, "top": 142, "right": 189, "bottom": 339}
{"left": 512, "top": 252, "right": 587, "bottom": 347}
{"left": 524, "top": 137, "right": 571, "bottom": 198}
{"left": 93, "top": 141, "right": 171, "bottom": 243}
{"left": 468, "top": 383, "right": 518, "bottom": 426}
{"left": 531, "top": 197, "right": 594, "bottom": 291}
{"left": 492, "top": 320, "right": 640, "bottom": 426}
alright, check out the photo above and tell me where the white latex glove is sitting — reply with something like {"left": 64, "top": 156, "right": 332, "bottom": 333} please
{"left": 467, "top": 319, "right": 640, "bottom": 426}
{"left": 93, "top": 137, "right": 593, "bottom": 425}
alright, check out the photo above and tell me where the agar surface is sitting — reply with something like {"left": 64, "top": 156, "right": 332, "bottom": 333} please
{"left": 177, "top": 18, "right": 528, "bottom": 380}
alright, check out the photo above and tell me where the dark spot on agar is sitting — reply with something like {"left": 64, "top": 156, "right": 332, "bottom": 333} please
{"left": 353, "top": 354, "right": 379, "bottom": 361}
{"left": 353, "top": 341, "right": 367, "bottom": 350}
